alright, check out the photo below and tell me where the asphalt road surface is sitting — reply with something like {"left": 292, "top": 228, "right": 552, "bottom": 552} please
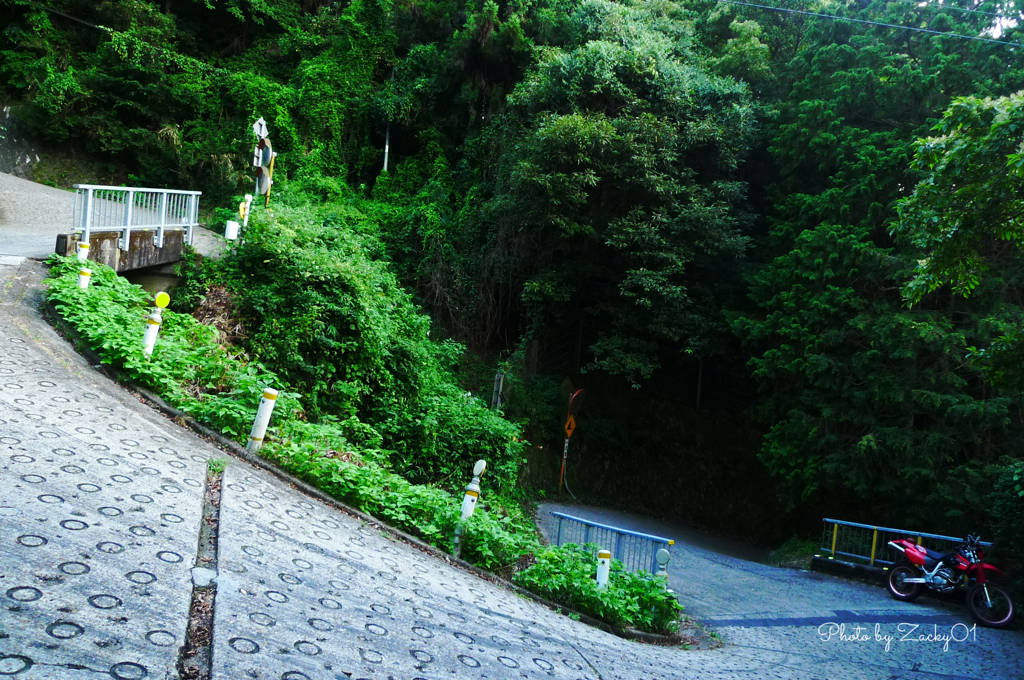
{"left": 536, "top": 503, "right": 1024, "bottom": 679}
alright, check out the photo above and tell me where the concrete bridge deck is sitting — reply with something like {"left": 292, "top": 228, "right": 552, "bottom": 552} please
{"left": 0, "top": 172, "right": 224, "bottom": 266}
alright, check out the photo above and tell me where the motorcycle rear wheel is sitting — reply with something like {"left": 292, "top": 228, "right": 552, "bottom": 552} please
{"left": 966, "top": 583, "right": 1015, "bottom": 628}
{"left": 888, "top": 565, "right": 923, "bottom": 602}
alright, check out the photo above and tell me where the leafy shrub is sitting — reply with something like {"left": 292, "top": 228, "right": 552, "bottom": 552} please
{"left": 513, "top": 544, "right": 682, "bottom": 635}
{"left": 208, "top": 198, "right": 524, "bottom": 490}
{"left": 46, "top": 255, "right": 298, "bottom": 439}
{"left": 45, "top": 255, "right": 536, "bottom": 570}
{"left": 991, "top": 461, "right": 1024, "bottom": 591}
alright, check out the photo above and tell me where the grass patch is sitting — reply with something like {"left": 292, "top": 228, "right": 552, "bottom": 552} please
{"left": 514, "top": 544, "right": 683, "bottom": 635}
{"left": 764, "top": 536, "right": 818, "bottom": 569}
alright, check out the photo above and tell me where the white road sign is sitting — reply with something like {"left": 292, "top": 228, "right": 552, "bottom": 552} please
{"left": 252, "top": 117, "right": 268, "bottom": 139}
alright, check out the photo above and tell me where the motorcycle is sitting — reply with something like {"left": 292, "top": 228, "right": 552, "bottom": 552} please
{"left": 887, "top": 534, "right": 1015, "bottom": 628}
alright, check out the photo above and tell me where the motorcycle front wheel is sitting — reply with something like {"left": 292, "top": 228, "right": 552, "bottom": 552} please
{"left": 888, "top": 565, "right": 923, "bottom": 602}
{"left": 966, "top": 583, "right": 1015, "bottom": 628}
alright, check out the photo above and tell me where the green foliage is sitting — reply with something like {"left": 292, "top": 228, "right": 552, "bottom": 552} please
{"left": 261, "top": 438, "right": 539, "bottom": 570}
{"left": 16, "top": 0, "right": 1024, "bottom": 569}
{"left": 735, "top": 223, "right": 1016, "bottom": 524}
{"left": 990, "top": 461, "right": 1024, "bottom": 591}
{"left": 46, "top": 255, "right": 298, "bottom": 439}
{"left": 727, "top": 2, "right": 1024, "bottom": 532}
{"left": 209, "top": 194, "right": 523, "bottom": 489}
{"left": 513, "top": 543, "right": 682, "bottom": 634}
{"left": 45, "top": 255, "right": 537, "bottom": 569}
{"left": 895, "top": 92, "right": 1024, "bottom": 391}
{"left": 765, "top": 536, "right": 816, "bottom": 569}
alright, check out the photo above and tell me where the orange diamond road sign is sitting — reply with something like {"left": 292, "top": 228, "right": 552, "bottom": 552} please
{"left": 565, "top": 414, "right": 576, "bottom": 438}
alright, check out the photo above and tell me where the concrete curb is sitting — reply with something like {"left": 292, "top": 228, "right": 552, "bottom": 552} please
{"left": 42, "top": 295, "right": 680, "bottom": 646}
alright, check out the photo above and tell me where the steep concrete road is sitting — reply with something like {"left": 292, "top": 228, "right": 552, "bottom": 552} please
{"left": 0, "top": 172, "right": 75, "bottom": 257}
{"left": 0, "top": 171, "right": 226, "bottom": 261}
{"left": 537, "top": 503, "right": 1024, "bottom": 679}
{"left": 0, "top": 257, "right": 845, "bottom": 680}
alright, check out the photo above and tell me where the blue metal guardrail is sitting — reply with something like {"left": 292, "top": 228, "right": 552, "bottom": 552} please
{"left": 820, "top": 518, "right": 993, "bottom": 568}
{"left": 552, "top": 512, "right": 674, "bottom": 574}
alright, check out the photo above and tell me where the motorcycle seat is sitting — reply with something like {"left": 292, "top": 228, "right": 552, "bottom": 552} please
{"left": 921, "top": 546, "right": 955, "bottom": 562}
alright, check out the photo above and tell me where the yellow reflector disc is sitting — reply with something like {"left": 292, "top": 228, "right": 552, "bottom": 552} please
{"left": 154, "top": 291, "right": 170, "bottom": 309}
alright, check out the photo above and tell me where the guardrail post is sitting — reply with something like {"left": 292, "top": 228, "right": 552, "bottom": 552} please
{"left": 154, "top": 192, "right": 168, "bottom": 248}
{"left": 870, "top": 527, "right": 878, "bottom": 566}
{"left": 831, "top": 522, "right": 839, "bottom": 556}
{"left": 83, "top": 188, "right": 93, "bottom": 244}
{"left": 556, "top": 516, "right": 563, "bottom": 547}
{"left": 121, "top": 190, "right": 134, "bottom": 250}
{"left": 186, "top": 194, "right": 196, "bottom": 245}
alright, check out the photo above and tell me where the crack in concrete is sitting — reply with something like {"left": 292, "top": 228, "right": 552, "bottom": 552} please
{"left": 176, "top": 463, "right": 223, "bottom": 680}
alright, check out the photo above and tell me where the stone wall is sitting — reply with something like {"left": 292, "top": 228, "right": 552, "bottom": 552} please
{"left": 55, "top": 229, "right": 187, "bottom": 272}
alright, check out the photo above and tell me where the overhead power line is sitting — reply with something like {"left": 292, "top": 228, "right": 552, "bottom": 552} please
{"left": 720, "top": 0, "right": 1024, "bottom": 48}
{"left": 880, "top": 0, "right": 1018, "bottom": 21}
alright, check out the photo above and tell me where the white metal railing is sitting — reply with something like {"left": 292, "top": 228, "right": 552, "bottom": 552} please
{"left": 73, "top": 184, "right": 202, "bottom": 249}
{"left": 552, "top": 512, "right": 674, "bottom": 574}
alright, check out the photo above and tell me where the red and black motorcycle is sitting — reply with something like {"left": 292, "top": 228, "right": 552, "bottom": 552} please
{"left": 887, "top": 534, "right": 1015, "bottom": 628}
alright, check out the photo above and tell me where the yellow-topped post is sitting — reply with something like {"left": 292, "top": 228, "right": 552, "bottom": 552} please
{"left": 870, "top": 528, "right": 879, "bottom": 566}
{"left": 247, "top": 387, "right": 279, "bottom": 453}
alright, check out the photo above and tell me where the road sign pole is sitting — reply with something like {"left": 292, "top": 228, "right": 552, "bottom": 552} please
{"left": 265, "top": 152, "right": 276, "bottom": 207}
{"left": 558, "top": 437, "right": 569, "bottom": 496}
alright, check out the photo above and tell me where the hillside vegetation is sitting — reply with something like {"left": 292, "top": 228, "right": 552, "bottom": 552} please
{"left": 4, "top": 0, "right": 1024, "bottom": 569}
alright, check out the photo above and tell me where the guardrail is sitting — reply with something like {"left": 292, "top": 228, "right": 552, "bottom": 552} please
{"left": 820, "top": 518, "right": 993, "bottom": 568}
{"left": 73, "top": 184, "right": 202, "bottom": 249}
{"left": 552, "top": 512, "right": 674, "bottom": 574}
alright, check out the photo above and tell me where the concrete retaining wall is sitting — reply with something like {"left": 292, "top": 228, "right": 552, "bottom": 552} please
{"left": 55, "top": 229, "right": 186, "bottom": 272}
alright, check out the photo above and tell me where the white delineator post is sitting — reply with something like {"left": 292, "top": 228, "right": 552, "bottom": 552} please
{"left": 142, "top": 291, "right": 171, "bottom": 357}
{"left": 655, "top": 547, "right": 674, "bottom": 594}
{"left": 76, "top": 242, "right": 90, "bottom": 261}
{"left": 596, "top": 549, "right": 611, "bottom": 589}
{"left": 224, "top": 220, "right": 240, "bottom": 240}
{"left": 247, "top": 388, "right": 279, "bottom": 453}
{"left": 453, "top": 460, "right": 487, "bottom": 559}
{"left": 241, "top": 194, "right": 253, "bottom": 229}
{"left": 77, "top": 268, "right": 92, "bottom": 289}
{"left": 142, "top": 309, "right": 162, "bottom": 356}
{"left": 655, "top": 548, "right": 671, "bottom": 578}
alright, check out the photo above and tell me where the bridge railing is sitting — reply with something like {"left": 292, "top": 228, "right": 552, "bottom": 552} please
{"left": 552, "top": 511, "right": 674, "bottom": 574}
{"left": 820, "top": 518, "right": 993, "bottom": 568}
{"left": 73, "top": 184, "right": 202, "bottom": 249}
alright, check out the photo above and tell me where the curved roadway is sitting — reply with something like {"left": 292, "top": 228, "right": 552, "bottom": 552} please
{"left": 537, "top": 503, "right": 1024, "bottom": 679}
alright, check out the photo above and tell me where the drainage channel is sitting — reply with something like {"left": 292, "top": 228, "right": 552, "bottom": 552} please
{"left": 177, "top": 459, "right": 224, "bottom": 680}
